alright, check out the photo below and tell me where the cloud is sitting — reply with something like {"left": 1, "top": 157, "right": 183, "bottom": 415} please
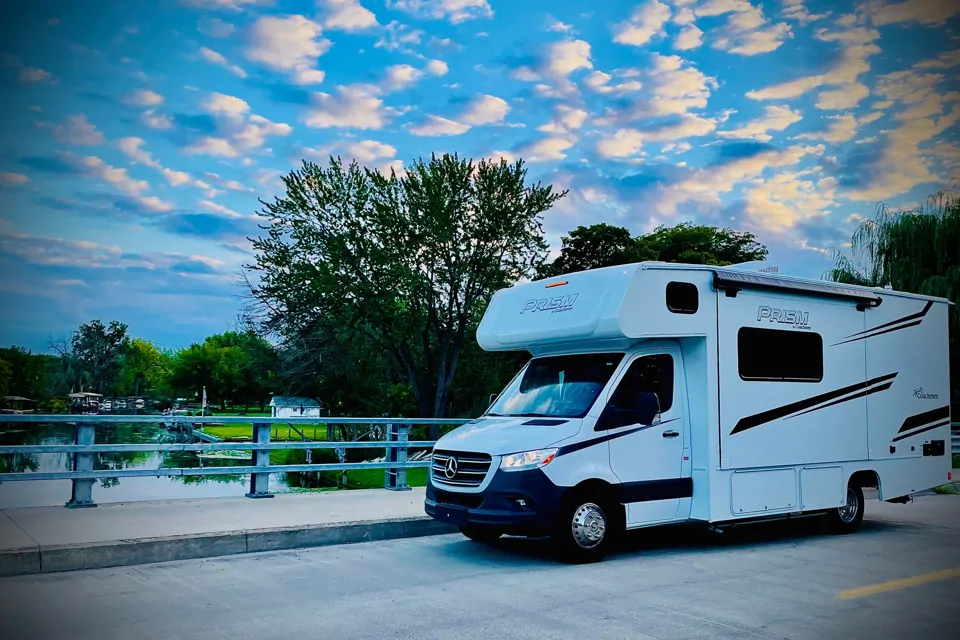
{"left": 18, "top": 67, "right": 54, "bottom": 84}
{"left": 546, "top": 16, "right": 575, "bottom": 33}
{"left": 198, "top": 199, "right": 246, "bottom": 218}
{"left": 914, "top": 48, "right": 960, "bottom": 70}
{"left": 374, "top": 20, "right": 423, "bottom": 53}
{"left": 41, "top": 114, "right": 105, "bottom": 145}
{"left": 596, "top": 114, "right": 718, "bottom": 159}
{"left": 746, "top": 25, "right": 880, "bottom": 110}
{"left": 538, "top": 105, "right": 589, "bottom": 134}
{"left": 511, "top": 39, "right": 593, "bottom": 95}
{"left": 599, "top": 53, "right": 716, "bottom": 121}
{"left": 613, "top": 1, "right": 671, "bottom": 47}
{"left": 302, "top": 139, "right": 401, "bottom": 173}
{"left": 318, "top": 0, "right": 378, "bottom": 31}
{"left": 780, "top": 0, "right": 830, "bottom": 26}
{"left": 674, "top": 25, "right": 703, "bottom": 50}
{"left": 303, "top": 85, "right": 389, "bottom": 129}
{"left": 702, "top": 0, "right": 793, "bottom": 56}
{"left": 0, "top": 173, "right": 29, "bottom": 186}
{"left": 245, "top": 15, "right": 330, "bottom": 85}
{"left": 427, "top": 59, "right": 449, "bottom": 76}
{"left": 716, "top": 105, "right": 803, "bottom": 142}
{"left": 199, "top": 47, "right": 247, "bottom": 77}
{"left": 408, "top": 115, "right": 471, "bottom": 136}
{"left": 122, "top": 89, "right": 165, "bottom": 107}
{"left": 407, "top": 94, "right": 510, "bottom": 136}
{"left": 458, "top": 94, "right": 510, "bottom": 125}
{"left": 582, "top": 70, "right": 643, "bottom": 94}
{"left": 515, "top": 136, "right": 576, "bottom": 163}
{"left": 180, "top": 0, "right": 272, "bottom": 10}
{"left": 197, "top": 17, "right": 236, "bottom": 37}
{"left": 57, "top": 152, "right": 173, "bottom": 212}
{"left": 142, "top": 110, "right": 174, "bottom": 130}
{"left": 794, "top": 114, "right": 859, "bottom": 142}
{"left": 116, "top": 137, "right": 161, "bottom": 168}
{"left": 386, "top": 0, "right": 493, "bottom": 24}
{"left": 201, "top": 92, "right": 251, "bottom": 116}
{"left": 184, "top": 113, "right": 292, "bottom": 157}
{"left": 858, "top": 0, "right": 960, "bottom": 26}
{"left": 382, "top": 64, "right": 424, "bottom": 91}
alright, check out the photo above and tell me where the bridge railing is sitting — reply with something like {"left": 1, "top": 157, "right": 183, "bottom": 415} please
{"left": 0, "top": 415, "right": 470, "bottom": 508}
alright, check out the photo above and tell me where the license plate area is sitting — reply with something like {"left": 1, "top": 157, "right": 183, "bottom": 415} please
{"left": 434, "top": 503, "right": 467, "bottom": 526}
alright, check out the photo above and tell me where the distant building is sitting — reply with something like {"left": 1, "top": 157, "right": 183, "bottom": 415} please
{"left": 269, "top": 396, "right": 322, "bottom": 418}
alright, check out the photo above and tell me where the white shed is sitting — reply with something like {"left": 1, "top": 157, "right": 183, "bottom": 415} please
{"left": 269, "top": 396, "right": 323, "bottom": 418}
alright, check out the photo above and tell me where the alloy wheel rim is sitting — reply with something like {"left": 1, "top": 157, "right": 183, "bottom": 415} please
{"left": 838, "top": 487, "right": 859, "bottom": 523}
{"left": 571, "top": 502, "right": 606, "bottom": 549}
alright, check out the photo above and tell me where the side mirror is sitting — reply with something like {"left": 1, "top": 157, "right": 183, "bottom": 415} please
{"left": 489, "top": 393, "right": 498, "bottom": 406}
{"left": 635, "top": 392, "right": 661, "bottom": 426}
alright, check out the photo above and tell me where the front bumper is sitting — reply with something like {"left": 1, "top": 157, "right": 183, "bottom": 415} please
{"left": 424, "top": 467, "right": 566, "bottom": 536}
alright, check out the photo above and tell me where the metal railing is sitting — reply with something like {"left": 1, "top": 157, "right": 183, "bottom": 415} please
{"left": 0, "top": 415, "right": 470, "bottom": 508}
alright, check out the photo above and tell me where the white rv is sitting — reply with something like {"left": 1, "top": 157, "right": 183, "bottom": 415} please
{"left": 425, "top": 261, "right": 954, "bottom": 563}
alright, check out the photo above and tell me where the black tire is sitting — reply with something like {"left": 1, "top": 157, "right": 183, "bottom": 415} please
{"left": 551, "top": 490, "right": 620, "bottom": 564}
{"left": 459, "top": 524, "right": 503, "bottom": 543}
{"left": 824, "top": 483, "right": 865, "bottom": 534}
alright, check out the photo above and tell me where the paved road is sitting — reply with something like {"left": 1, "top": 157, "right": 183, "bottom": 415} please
{"left": 2, "top": 494, "right": 960, "bottom": 640}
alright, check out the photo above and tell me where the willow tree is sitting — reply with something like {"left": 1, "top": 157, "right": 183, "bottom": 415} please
{"left": 825, "top": 189, "right": 959, "bottom": 407}
{"left": 245, "top": 154, "right": 565, "bottom": 427}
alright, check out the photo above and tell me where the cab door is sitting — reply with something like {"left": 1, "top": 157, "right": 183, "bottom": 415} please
{"left": 602, "top": 349, "right": 688, "bottom": 526}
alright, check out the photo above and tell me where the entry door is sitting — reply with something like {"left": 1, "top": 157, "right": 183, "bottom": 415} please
{"left": 605, "top": 351, "right": 686, "bottom": 526}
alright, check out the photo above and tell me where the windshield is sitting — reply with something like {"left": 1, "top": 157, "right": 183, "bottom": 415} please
{"left": 486, "top": 353, "right": 625, "bottom": 419}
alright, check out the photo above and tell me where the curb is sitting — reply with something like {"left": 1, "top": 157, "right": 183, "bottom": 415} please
{"left": 0, "top": 516, "right": 457, "bottom": 577}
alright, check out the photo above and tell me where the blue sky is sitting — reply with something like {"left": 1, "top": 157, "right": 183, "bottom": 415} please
{"left": 1, "top": 0, "right": 958, "bottom": 352}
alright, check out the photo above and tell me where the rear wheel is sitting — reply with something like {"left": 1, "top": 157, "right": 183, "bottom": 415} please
{"left": 824, "top": 484, "right": 864, "bottom": 534}
{"left": 459, "top": 524, "right": 502, "bottom": 543}
{"left": 551, "top": 490, "right": 620, "bottom": 564}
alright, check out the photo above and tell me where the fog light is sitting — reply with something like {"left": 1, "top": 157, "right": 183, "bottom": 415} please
{"left": 515, "top": 499, "right": 527, "bottom": 507}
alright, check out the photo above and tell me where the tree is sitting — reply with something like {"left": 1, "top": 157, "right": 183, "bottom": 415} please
{"left": 539, "top": 221, "right": 768, "bottom": 277}
{"left": 116, "top": 338, "right": 172, "bottom": 399}
{"left": 53, "top": 320, "right": 131, "bottom": 394}
{"left": 825, "top": 189, "right": 959, "bottom": 411}
{"left": 537, "top": 223, "right": 656, "bottom": 278}
{"left": 246, "top": 154, "right": 566, "bottom": 429}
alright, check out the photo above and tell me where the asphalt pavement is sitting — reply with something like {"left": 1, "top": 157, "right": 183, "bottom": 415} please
{"left": 2, "top": 493, "right": 959, "bottom": 640}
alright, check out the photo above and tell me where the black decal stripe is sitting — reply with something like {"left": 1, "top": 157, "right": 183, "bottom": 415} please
{"left": 891, "top": 420, "right": 951, "bottom": 443}
{"left": 832, "top": 320, "right": 923, "bottom": 346}
{"left": 787, "top": 381, "right": 894, "bottom": 419}
{"left": 897, "top": 406, "right": 951, "bottom": 434}
{"left": 835, "top": 300, "right": 932, "bottom": 343}
{"left": 619, "top": 478, "right": 692, "bottom": 503}
{"left": 730, "top": 373, "right": 898, "bottom": 435}
{"left": 557, "top": 418, "right": 679, "bottom": 457}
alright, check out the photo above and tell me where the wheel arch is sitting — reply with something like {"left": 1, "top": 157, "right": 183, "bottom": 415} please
{"left": 848, "top": 469, "right": 881, "bottom": 499}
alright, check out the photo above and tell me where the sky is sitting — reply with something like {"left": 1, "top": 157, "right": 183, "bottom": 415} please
{"left": 0, "top": 0, "right": 958, "bottom": 353}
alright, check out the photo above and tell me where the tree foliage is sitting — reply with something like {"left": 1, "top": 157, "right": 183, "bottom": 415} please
{"left": 539, "top": 221, "right": 768, "bottom": 277}
{"left": 245, "top": 154, "right": 566, "bottom": 423}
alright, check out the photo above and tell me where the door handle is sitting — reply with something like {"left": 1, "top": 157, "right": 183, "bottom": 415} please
{"left": 662, "top": 430, "right": 679, "bottom": 438}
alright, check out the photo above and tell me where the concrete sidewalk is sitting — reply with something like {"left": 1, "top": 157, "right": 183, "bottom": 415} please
{"left": 0, "top": 487, "right": 454, "bottom": 577}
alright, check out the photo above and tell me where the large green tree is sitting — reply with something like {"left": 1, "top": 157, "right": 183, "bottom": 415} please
{"left": 539, "top": 221, "right": 768, "bottom": 277}
{"left": 51, "top": 320, "right": 131, "bottom": 394}
{"left": 246, "top": 154, "right": 565, "bottom": 427}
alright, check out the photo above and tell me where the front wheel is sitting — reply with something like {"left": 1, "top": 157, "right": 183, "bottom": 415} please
{"left": 551, "top": 492, "right": 618, "bottom": 564}
{"left": 459, "top": 524, "right": 502, "bottom": 543}
{"left": 824, "top": 484, "right": 864, "bottom": 534}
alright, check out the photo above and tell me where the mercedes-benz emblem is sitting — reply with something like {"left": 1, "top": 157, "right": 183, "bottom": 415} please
{"left": 444, "top": 456, "right": 458, "bottom": 479}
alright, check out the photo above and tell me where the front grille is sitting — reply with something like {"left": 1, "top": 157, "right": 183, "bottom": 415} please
{"left": 433, "top": 489, "right": 484, "bottom": 509}
{"left": 431, "top": 450, "right": 492, "bottom": 487}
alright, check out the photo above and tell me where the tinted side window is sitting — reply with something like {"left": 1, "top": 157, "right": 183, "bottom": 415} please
{"left": 738, "top": 328, "right": 823, "bottom": 382}
{"left": 666, "top": 281, "right": 698, "bottom": 314}
{"left": 609, "top": 354, "right": 674, "bottom": 413}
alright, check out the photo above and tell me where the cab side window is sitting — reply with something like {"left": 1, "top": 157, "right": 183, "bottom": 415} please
{"left": 609, "top": 354, "right": 674, "bottom": 413}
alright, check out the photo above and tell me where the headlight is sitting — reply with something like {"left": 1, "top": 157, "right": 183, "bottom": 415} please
{"left": 500, "top": 448, "right": 558, "bottom": 471}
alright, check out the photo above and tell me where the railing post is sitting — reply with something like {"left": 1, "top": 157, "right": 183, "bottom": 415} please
{"left": 384, "top": 423, "right": 411, "bottom": 491}
{"left": 245, "top": 421, "right": 273, "bottom": 499}
{"left": 65, "top": 422, "right": 97, "bottom": 509}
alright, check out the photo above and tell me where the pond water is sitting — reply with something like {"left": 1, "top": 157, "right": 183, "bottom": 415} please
{"left": 0, "top": 422, "right": 416, "bottom": 509}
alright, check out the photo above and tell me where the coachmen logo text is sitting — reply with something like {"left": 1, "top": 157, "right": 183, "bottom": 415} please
{"left": 521, "top": 293, "right": 579, "bottom": 314}
{"left": 757, "top": 305, "right": 811, "bottom": 329}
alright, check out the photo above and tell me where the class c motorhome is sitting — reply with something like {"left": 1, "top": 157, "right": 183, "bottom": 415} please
{"left": 424, "top": 261, "right": 954, "bottom": 563}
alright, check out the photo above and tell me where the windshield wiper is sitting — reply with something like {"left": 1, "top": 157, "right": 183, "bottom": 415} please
{"left": 511, "top": 413, "right": 553, "bottom": 418}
